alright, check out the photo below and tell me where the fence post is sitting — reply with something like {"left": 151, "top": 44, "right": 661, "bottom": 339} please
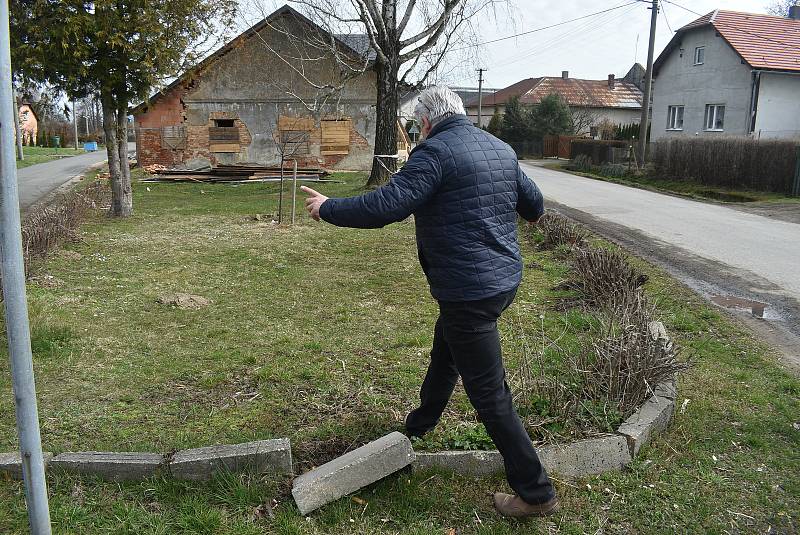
{"left": 793, "top": 146, "right": 800, "bottom": 197}
{"left": 0, "top": 0, "right": 53, "bottom": 532}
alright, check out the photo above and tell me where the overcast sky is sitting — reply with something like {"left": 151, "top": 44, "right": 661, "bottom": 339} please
{"left": 241, "top": 0, "right": 782, "bottom": 89}
{"left": 462, "top": 0, "right": 779, "bottom": 89}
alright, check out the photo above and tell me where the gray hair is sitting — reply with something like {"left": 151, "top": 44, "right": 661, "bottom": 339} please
{"left": 414, "top": 86, "right": 466, "bottom": 127}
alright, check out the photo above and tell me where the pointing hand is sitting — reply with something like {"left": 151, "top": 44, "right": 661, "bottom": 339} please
{"left": 300, "top": 186, "right": 329, "bottom": 222}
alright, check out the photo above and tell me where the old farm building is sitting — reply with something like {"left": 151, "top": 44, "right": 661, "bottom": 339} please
{"left": 133, "top": 5, "right": 391, "bottom": 171}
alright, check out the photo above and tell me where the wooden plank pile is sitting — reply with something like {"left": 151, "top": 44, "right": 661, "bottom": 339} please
{"left": 143, "top": 164, "right": 331, "bottom": 183}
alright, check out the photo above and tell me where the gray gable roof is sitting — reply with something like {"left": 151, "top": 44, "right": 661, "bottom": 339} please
{"left": 335, "top": 34, "right": 377, "bottom": 62}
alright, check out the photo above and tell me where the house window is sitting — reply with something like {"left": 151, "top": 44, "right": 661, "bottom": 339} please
{"left": 704, "top": 104, "right": 725, "bottom": 131}
{"left": 213, "top": 119, "right": 235, "bottom": 128}
{"left": 667, "top": 105, "right": 684, "bottom": 130}
{"left": 694, "top": 46, "right": 705, "bottom": 65}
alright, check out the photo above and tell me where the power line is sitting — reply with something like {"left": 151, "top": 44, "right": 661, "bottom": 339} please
{"left": 659, "top": 0, "right": 674, "bottom": 33}
{"left": 490, "top": 4, "right": 641, "bottom": 71}
{"left": 450, "top": 1, "right": 642, "bottom": 52}
{"left": 661, "top": 0, "right": 701, "bottom": 17}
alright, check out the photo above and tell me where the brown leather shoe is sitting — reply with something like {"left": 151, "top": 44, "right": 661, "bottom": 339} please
{"left": 493, "top": 492, "right": 560, "bottom": 518}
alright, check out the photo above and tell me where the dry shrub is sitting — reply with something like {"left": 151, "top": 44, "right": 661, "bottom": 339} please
{"left": 572, "top": 247, "right": 648, "bottom": 308}
{"left": 20, "top": 181, "right": 110, "bottom": 275}
{"left": 534, "top": 211, "right": 588, "bottom": 250}
{"left": 514, "top": 220, "right": 686, "bottom": 438}
{"left": 511, "top": 295, "right": 688, "bottom": 439}
{"left": 1, "top": 180, "right": 110, "bottom": 291}
{"left": 650, "top": 137, "right": 798, "bottom": 194}
{"left": 574, "top": 297, "right": 687, "bottom": 416}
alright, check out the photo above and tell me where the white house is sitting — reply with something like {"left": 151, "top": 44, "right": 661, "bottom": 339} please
{"left": 463, "top": 64, "right": 645, "bottom": 136}
{"left": 651, "top": 7, "right": 800, "bottom": 141}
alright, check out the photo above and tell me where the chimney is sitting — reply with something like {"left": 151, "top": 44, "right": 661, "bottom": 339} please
{"left": 562, "top": 70, "right": 569, "bottom": 80}
{"left": 608, "top": 74, "right": 616, "bottom": 89}
{"left": 790, "top": 5, "right": 800, "bottom": 19}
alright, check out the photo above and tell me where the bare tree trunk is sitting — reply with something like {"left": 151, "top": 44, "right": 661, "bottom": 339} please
{"left": 117, "top": 103, "right": 131, "bottom": 186}
{"left": 12, "top": 88, "right": 23, "bottom": 159}
{"left": 367, "top": 60, "right": 400, "bottom": 187}
{"left": 101, "top": 89, "right": 130, "bottom": 217}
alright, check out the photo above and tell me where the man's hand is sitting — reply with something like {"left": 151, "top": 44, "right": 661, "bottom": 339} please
{"left": 301, "top": 186, "right": 329, "bottom": 221}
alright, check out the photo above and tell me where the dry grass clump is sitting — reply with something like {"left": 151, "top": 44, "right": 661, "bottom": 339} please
{"left": 534, "top": 211, "right": 588, "bottom": 250}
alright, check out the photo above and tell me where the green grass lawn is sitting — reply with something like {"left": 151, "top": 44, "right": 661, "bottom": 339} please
{"left": 0, "top": 171, "right": 797, "bottom": 533}
{"left": 16, "top": 146, "right": 86, "bottom": 169}
{"left": 544, "top": 162, "right": 800, "bottom": 204}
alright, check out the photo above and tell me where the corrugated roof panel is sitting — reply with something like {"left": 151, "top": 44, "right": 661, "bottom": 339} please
{"left": 466, "top": 76, "right": 643, "bottom": 109}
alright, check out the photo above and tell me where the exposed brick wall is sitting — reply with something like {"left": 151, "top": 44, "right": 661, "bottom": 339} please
{"left": 135, "top": 83, "right": 187, "bottom": 167}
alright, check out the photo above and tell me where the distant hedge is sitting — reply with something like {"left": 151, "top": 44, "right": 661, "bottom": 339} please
{"left": 650, "top": 137, "right": 799, "bottom": 194}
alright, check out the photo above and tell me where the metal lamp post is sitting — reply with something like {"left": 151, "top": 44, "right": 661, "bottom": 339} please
{"left": 0, "top": 0, "right": 53, "bottom": 532}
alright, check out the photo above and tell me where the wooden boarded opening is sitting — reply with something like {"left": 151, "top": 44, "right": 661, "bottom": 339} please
{"left": 321, "top": 118, "right": 351, "bottom": 156}
{"left": 209, "top": 118, "right": 241, "bottom": 153}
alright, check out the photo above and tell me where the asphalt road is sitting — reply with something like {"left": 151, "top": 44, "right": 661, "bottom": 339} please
{"left": 520, "top": 160, "right": 800, "bottom": 371}
{"left": 15, "top": 144, "right": 133, "bottom": 211}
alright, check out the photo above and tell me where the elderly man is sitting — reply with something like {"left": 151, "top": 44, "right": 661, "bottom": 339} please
{"left": 301, "top": 86, "right": 558, "bottom": 517}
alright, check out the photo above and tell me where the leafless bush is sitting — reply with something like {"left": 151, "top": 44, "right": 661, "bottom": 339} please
{"left": 572, "top": 247, "right": 648, "bottom": 309}
{"left": 534, "top": 211, "right": 588, "bottom": 250}
{"left": 510, "top": 294, "right": 688, "bottom": 439}
{"left": 15, "top": 181, "right": 110, "bottom": 280}
{"left": 650, "top": 137, "right": 798, "bottom": 194}
{"left": 574, "top": 296, "right": 687, "bottom": 416}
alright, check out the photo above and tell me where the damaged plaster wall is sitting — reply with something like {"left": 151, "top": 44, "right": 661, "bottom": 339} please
{"left": 135, "top": 11, "right": 377, "bottom": 170}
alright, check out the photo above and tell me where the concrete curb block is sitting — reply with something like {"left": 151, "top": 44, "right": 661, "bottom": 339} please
{"left": 618, "top": 382, "right": 677, "bottom": 457}
{"left": 49, "top": 452, "right": 166, "bottom": 481}
{"left": 170, "top": 439, "right": 293, "bottom": 481}
{"left": 2, "top": 438, "right": 292, "bottom": 483}
{"left": 0, "top": 452, "right": 54, "bottom": 480}
{"left": 292, "top": 432, "right": 415, "bottom": 516}
{"left": 414, "top": 435, "right": 632, "bottom": 478}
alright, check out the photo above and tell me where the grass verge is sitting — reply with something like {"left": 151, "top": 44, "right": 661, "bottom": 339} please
{"left": 0, "top": 170, "right": 797, "bottom": 533}
{"left": 16, "top": 146, "right": 85, "bottom": 169}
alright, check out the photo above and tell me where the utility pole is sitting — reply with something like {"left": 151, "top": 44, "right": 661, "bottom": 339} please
{"left": 637, "top": 0, "right": 658, "bottom": 168}
{"left": 72, "top": 98, "right": 79, "bottom": 150}
{"left": 477, "top": 68, "right": 486, "bottom": 128}
{"left": 0, "top": 1, "right": 52, "bottom": 533}
{"left": 12, "top": 86, "right": 22, "bottom": 160}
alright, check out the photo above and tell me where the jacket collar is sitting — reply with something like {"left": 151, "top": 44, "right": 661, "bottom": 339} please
{"left": 427, "top": 114, "right": 472, "bottom": 139}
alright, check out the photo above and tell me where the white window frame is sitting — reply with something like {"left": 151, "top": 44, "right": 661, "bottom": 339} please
{"left": 694, "top": 46, "right": 705, "bottom": 65}
{"left": 666, "top": 105, "right": 684, "bottom": 130}
{"left": 704, "top": 104, "right": 725, "bottom": 131}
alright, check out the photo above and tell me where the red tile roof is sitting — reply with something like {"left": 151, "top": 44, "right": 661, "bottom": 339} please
{"left": 661, "top": 10, "right": 800, "bottom": 72}
{"left": 465, "top": 76, "right": 642, "bottom": 110}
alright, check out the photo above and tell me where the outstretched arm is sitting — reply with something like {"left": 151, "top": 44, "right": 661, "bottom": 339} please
{"left": 303, "top": 144, "right": 443, "bottom": 229}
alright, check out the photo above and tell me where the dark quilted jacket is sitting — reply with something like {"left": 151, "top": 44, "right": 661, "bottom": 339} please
{"left": 319, "top": 114, "right": 544, "bottom": 302}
